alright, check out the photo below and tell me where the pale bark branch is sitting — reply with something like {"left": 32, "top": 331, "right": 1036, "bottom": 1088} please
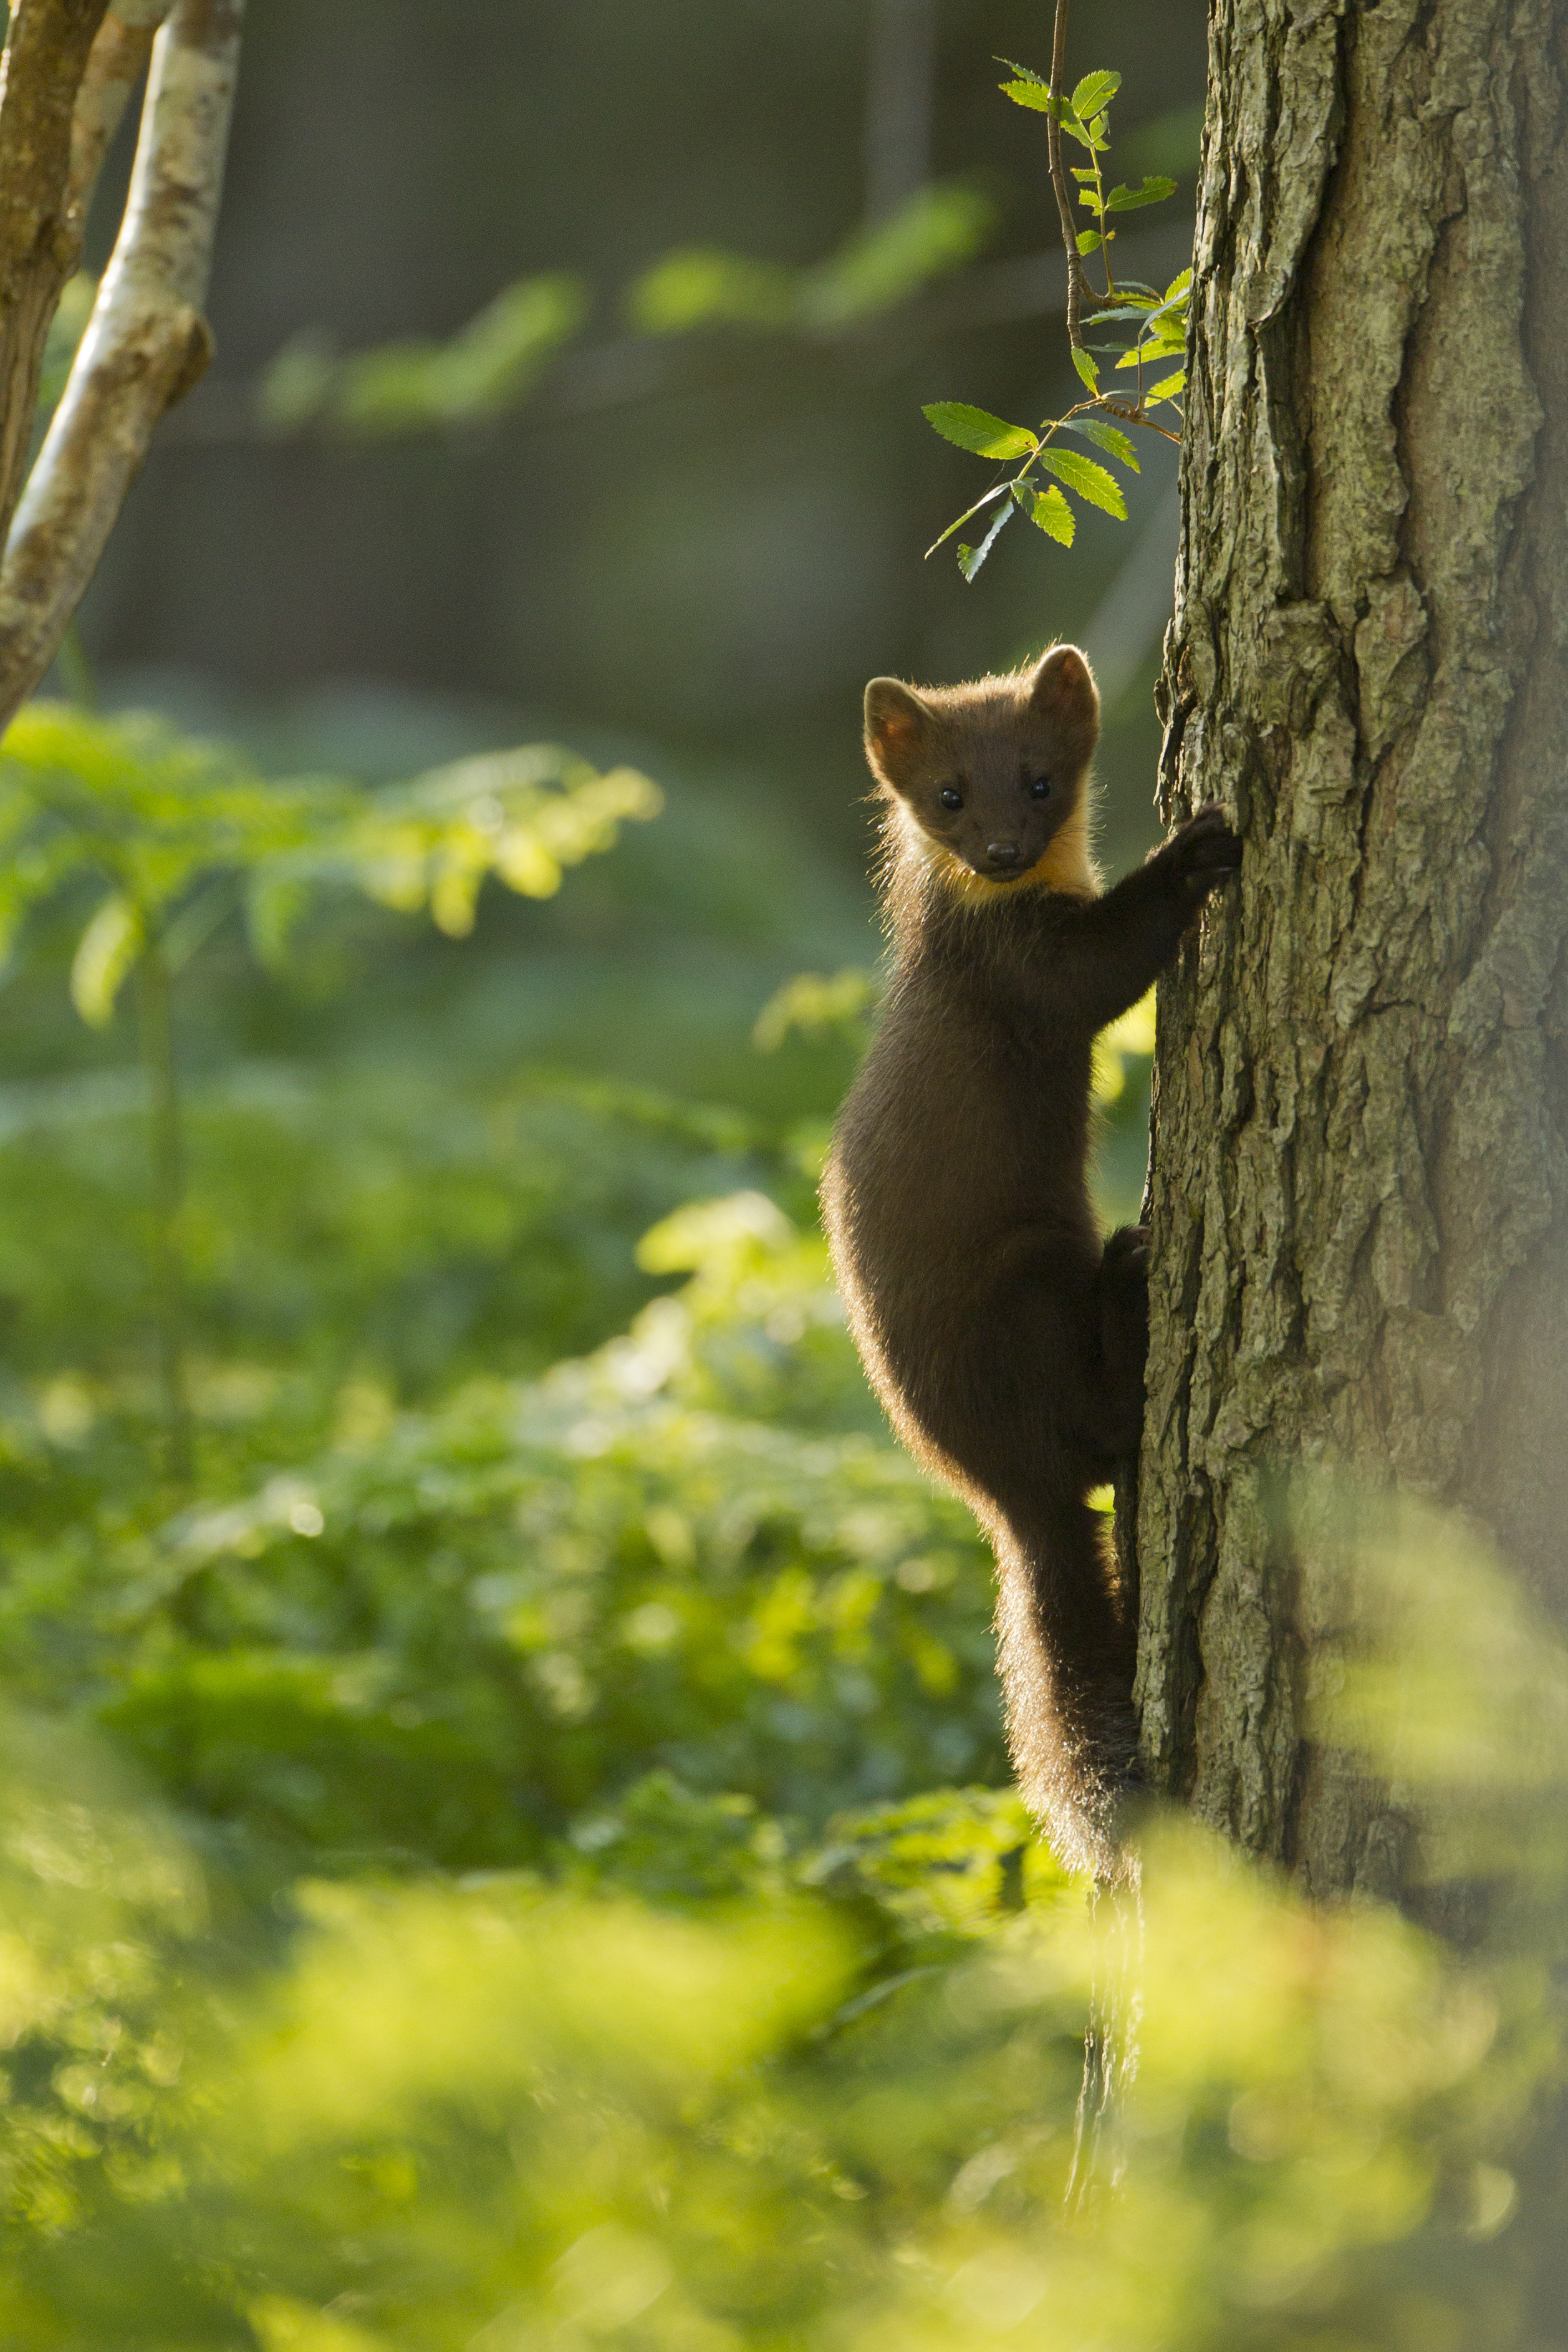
{"left": 0, "top": 0, "right": 244, "bottom": 731}
{"left": 0, "top": 0, "right": 113, "bottom": 541}
{"left": 62, "top": 2, "right": 175, "bottom": 250}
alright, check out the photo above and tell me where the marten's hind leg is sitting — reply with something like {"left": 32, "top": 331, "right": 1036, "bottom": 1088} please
{"left": 1090, "top": 1224, "right": 1149, "bottom": 1463}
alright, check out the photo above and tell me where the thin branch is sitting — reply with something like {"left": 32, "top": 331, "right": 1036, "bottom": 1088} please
{"left": 135, "top": 930, "right": 192, "bottom": 1485}
{"left": 1043, "top": 0, "right": 1091, "bottom": 347}
{"left": 0, "top": 1, "right": 113, "bottom": 541}
{"left": 63, "top": 2, "right": 175, "bottom": 250}
{"left": 0, "top": 0, "right": 244, "bottom": 732}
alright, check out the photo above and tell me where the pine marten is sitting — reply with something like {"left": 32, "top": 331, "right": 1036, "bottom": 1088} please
{"left": 821, "top": 645, "right": 1240, "bottom": 1877}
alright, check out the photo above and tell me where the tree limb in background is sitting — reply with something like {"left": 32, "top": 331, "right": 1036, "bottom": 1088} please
{"left": 62, "top": 1, "right": 175, "bottom": 248}
{"left": 0, "top": 0, "right": 244, "bottom": 733}
{"left": 0, "top": 0, "right": 114, "bottom": 544}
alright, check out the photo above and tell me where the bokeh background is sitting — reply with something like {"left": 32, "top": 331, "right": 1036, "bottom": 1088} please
{"left": 20, "top": 0, "right": 1211, "bottom": 1401}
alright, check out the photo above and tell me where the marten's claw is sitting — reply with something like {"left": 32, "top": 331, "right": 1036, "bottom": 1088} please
{"left": 1160, "top": 804, "right": 1242, "bottom": 892}
{"left": 1101, "top": 1223, "right": 1150, "bottom": 1284}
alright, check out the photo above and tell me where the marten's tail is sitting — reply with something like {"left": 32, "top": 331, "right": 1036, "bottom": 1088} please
{"left": 988, "top": 1497, "right": 1142, "bottom": 1881}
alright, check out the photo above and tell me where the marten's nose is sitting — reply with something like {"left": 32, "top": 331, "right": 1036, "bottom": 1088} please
{"left": 986, "top": 840, "right": 1021, "bottom": 866}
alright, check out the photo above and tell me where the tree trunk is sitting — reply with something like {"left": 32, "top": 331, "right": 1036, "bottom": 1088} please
{"left": 1135, "top": 0, "right": 1568, "bottom": 1899}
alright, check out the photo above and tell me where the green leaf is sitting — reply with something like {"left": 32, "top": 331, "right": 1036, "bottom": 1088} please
{"left": 993, "top": 54, "right": 1046, "bottom": 85}
{"left": 1070, "top": 344, "right": 1100, "bottom": 393}
{"left": 1070, "top": 168, "right": 1097, "bottom": 183}
{"left": 1147, "top": 369, "right": 1187, "bottom": 403}
{"left": 921, "top": 402, "right": 1039, "bottom": 460}
{"left": 70, "top": 892, "right": 142, "bottom": 1028}
{"left": 998, "top": 77, "right": 1056, "bottom": 113}
{"left": 1075, "top": 230, "right": 1102, "bottom": 255}
{"left": 330, "top": 274, "right": 589, "bottom": 431}
{"left": 1071, "top": 70, "right": 1121, "bottom": 118}
{"left": 1069, "top": 418, "right": 1140, "bottom": 471}
{"left": 923, "top": 481, "right": 1011, "bottom": 557}
{"left": 1037, "top": 446, "right": 1128, "bottom": 519}
{"left": 1164, "top": 267, "right": 1193, "bottom": 303}
{"left": 1014, "top": 482, "right": 1075, "bottom": 546}
{"left": 1104, "top": 176, "right": 1178, "bottom": 211}
{"left": 956, "top": 496, "right": 1015, "bottom": 579}
{"left": 801, "top": 183, "right": 997, "bottom": 328}
{"left": 628, "top": 247, "right": 796, "bottom": 335}
{"left": 1116, "top": 332, "right": 1186, "bottom": 369}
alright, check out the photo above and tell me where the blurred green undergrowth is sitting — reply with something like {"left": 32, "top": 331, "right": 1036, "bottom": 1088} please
{"left": 0, "top": 686, "right": 1561, "bottom": 2346}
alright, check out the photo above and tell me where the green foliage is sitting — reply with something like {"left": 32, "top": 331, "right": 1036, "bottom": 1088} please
{"left": 0, "top": 701, "right": 661, "bottom": 1013}
{"left": 254, "top": 275, "right": 590, "bottom": 434}
{"left": 628, "top": 183, "right": 996, "bottom": 338}
{"left": 249, "top": 184, "right": 996, "bottom": 441}
{"left": 627, "top": 249, "right": 798, "bottom": 336}
{"left": 921, "top": 403, "right": 1038, "bottom": 461}
{"left": 0, "top": 685, "right": 1559, "bottom": 2346}
{"left": 1, "top": 1516, "right": 1565, "bottom": 2350}
{"left": 751, "top": 966, "right": 880, "bottom": 1054}
{"left": 925, "top": 56, "right": 1192, "bottom": 578}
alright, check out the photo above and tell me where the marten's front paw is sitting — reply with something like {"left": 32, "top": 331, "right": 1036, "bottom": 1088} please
{"left": 1100, "top": 1223, "right": 1150, "bottom": 1293}
{"left": 1155, "top": 803, "right": 1242, "bottom": 898}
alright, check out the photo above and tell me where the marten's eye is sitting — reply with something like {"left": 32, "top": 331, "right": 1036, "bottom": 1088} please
{"left": 1030, "top": 776, "right": 1052, "bottom": 799}
{"left": 939, "top": 786, "right": 963, "bottom": 811}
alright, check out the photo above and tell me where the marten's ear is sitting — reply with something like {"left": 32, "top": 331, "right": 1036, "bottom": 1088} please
{"left": 864, "top": 678, "right": 933, "bottom": 786}
{"left": 1028, "top": 644, "right": 1100, "bottom": 740}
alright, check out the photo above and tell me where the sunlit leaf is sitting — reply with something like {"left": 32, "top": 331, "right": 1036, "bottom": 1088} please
{"left": 1104, "top": 176, "right": 1178, "bottom": 211}
{"left": 1014, "top": 482, "right": 1074, "bottom": 546}
{"left": 922, "top": 402, "right": 1038, "bottom": 460}
{"left": 70, "top": 892, "right": 143, "bottom": 1028}
{"left": 1071, "top": 344, "right": 1100, "bottom": 393}
{"left": 957, "top": 496, "right": 1016, "bottom": 579}
{"left": 753, "top": 968, "right": 880, "bottom": 1053}
{"left": 629, "top": 246, "right": 797, "bottom": 334}
{"left": 1147, "top": 369, "right": 1187, "bottom": 403}
{"left": 801, "top": 183, "right": 996, "bottom": 327}
{"left": 923, "top": 480, "right": 1011, "bottom": 559}
{"left": 1072, "top": 71, "right": 1121, "bottom": 119}
{"left": 1075, "top": 229, "right": 1102, "bottom": 256}
{"left": 1037, "top": 446, "right": 1127, "bottom": 519}
{"left": 254, "top": 329, "right": 337, "bottom": 432}
{"left": 1116, "top": 333, "right": 1186, "bottom": 370}
{"left": 1068, "top": 418, "right": 1139, "bottom": 470}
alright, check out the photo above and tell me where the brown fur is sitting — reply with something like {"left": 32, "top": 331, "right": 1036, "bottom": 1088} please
{"left": 821, "top": 645, "right": 1240, "bottom": 1876}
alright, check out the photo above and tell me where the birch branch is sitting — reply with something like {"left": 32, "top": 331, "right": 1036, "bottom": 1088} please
{"left": 63, "top": 2, "right": 175, "bottom": 249}
{"left": 0, "top": 0, "right": 244, "bottom": 731}
{"left": 0, "top": 1, "right": 113, "bottom": 541}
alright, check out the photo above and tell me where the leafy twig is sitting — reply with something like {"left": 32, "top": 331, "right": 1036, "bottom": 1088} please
{"left": 1044, "top": 0, "right": 1091, "bottom": 348}
{"left": 922, "top": 42, "right": 1190, "bottom": 579}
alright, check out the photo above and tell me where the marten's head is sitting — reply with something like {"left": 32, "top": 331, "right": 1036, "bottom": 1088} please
{"left": 862, "top": 644, "right": 1100, "bottom": 900}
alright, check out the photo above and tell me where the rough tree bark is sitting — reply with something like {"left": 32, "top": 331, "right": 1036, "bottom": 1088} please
{"left": 1135, "top": 0, "right": 1568, "bottom": 1899}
